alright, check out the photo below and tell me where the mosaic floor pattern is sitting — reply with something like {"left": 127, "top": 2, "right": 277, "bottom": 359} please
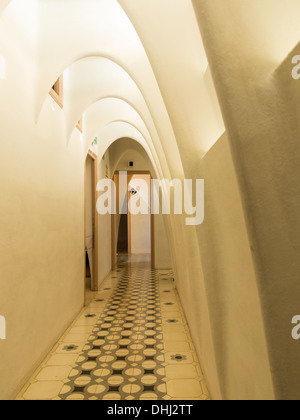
{"left": 17, "top": 256, "right": 210, "bottom": 401}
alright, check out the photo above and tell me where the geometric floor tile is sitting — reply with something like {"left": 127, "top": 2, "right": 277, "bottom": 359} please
{"left": 17, "top": 255, "right": 209, "bottom": 401}
{"left": 59, "top": 262, "right": 167, "bottom": 400}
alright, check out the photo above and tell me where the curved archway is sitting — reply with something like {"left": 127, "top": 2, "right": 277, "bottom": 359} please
{"left": 90, "top": 121, "right": 161, "bottom": 179}
{"left": 36, "top": 54, "right": 177, "bottom": 180}
{"left": 37, "top": 55, "right": 150, "bottom": 125}
{"left": 99, "top": 136, "right": 172, "bottom": 273}
{"left": 78, "top": 98, "right": 155, "bottom": 159}
{"left": 110, "top": 142, "right": 158, "bottom": 179}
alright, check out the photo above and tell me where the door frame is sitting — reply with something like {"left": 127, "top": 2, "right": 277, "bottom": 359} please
{"left": 111, "top": 170, "right": 155, "bottom": 269}
{"left": 84, "top": 151, "right": 99, "bottom": 301}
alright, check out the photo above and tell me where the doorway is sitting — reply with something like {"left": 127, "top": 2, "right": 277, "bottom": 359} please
{"left": 112, "top": 171, "right": 154, "bottom": 269}
{"left": 84, "top": 151, "right": 98, "bottom": 305}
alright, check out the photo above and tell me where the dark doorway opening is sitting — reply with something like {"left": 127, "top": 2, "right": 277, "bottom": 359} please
{"left": 85, "top": 251, "right": 92, "bottom": 290}
{"left": 117, "top": 213, "right": 128, "bottom": 254}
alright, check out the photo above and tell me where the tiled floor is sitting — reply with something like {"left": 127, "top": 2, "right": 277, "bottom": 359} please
{"left": 16, "top": 255, "right": 210, "bottom": 400}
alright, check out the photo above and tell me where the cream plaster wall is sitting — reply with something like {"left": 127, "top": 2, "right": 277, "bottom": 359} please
{"left": 154, "top": 215, "right": 172, "bottom": 270}
{"left": 0, "top": 6, "right": 85, "bottom": 399}
{"left": 195, "top": 134, "right": 274, "bottom": 400}
{"left": 1, "top": 0, "right": 298, "bottom": 401}
{"left": 193, "top": 0, "right": 300, "bottom": 399}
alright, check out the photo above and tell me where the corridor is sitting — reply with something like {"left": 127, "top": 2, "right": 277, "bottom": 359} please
{"left": 1, "top": 0, "right": 300, "bottom": 401}
{"left": 17, "top": 256, "right": 209, "bottom": 401}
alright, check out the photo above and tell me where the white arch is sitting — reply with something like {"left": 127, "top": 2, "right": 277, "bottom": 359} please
{"left": 37, "top": 54, "right": 176, "bottom": 180}
{"left": 82, "top": 98, "right": 153, "bottom": 153}
{"left": 5, "top": 0, "right": 184, "bottom": 181}
{"left": 109, "top": 139, "right": 158, "bottom": 179}
{"left": 84, "top": 97, "right": 155, "bottom": 143}
{"left": 32, "top": 0, "right": 184, "bottom": 178}
{"left": 93, "top": 121, "right": 160, "bottom": 179}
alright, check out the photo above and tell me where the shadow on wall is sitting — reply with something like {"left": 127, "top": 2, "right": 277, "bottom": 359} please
{"left": 0, "top": 1, "right": 11, "bottom": 16}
